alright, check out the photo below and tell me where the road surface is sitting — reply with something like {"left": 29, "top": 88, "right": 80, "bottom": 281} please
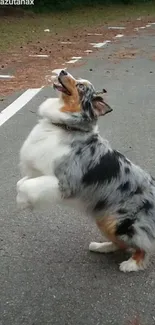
{"left": 1, "top": 29, "right": 155, "bottom": 325}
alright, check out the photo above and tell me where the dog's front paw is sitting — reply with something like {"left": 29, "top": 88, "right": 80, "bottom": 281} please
{"left": 16, "top": 180, "right": 33, "bottom": 210}
{"left": 16, "top": 192, "right": 31, "bottom": 210}
{"left": 16, "top": 177, "right": 28, "bottom": 192}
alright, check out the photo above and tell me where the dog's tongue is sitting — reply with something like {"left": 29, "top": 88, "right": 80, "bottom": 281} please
{"left": 53, "top": 82, "right": 70, "bottom": 95}
{"left": 53, "top": 82, "right": 65, "bottom": 92}
{"left": 53, "top": 83, "right": 64, "bottom": 92}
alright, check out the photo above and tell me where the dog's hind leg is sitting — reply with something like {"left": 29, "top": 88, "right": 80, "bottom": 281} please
{"left": 16, "top": 175, "right": 62, "bottom": 210}
{"left": 119, "top": 249, "right": 149, "bottom": 272}
{"left": 91, "top": 215, "right": 150, "bottom": 272}
{"left": 89, "top": 216, "right": 126, "bottom": 253}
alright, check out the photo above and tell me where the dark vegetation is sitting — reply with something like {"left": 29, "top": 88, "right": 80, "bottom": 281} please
{"left": 0, "top": 0, "right": 153, "bottom": 13}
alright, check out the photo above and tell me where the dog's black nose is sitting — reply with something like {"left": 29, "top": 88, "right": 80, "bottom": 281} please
{"left": 60, "top": 70, "right": 67, "bottom": 76}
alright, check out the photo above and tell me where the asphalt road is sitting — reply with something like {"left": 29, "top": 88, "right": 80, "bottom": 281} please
{"left": 1, "top": 30, "right": 155, "bottom": 325}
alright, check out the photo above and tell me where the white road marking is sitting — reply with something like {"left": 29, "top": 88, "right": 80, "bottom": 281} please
{"left": 91, "top": 40, "right": 111, "bottom": 48}
{"left": 108, "top": 26, "right": 125, "bottom": 29}
{"left": 67, "top": 59, "right": 79, "bottom": 64}
{"left": 85, "top": 50, "right": 93, "bottom": 53}
{"left": 0, "top": 75, "right": 14, "bottom": 79}
{"left": 0, "top": 88, "right": 42, "bottom": 127}
{"left": 72, "top": 56, "right": 82, "bottom": 59}
{"left": 61, "top": 41, "right": 72, "bottom": 44}
{"left": 115, "top": 34, "right": 124, "bottom": 38}
{"left": 88, "top": 33, "right": 102, "bottom": 36}
{"left": 135, "top": 26, "right": 147, "bottom": 31}
{"left": 67, "top": 57, "right": 82, "bottom": 64}
{"left": 29, "top": 54, "right": 49, "bottom": 58}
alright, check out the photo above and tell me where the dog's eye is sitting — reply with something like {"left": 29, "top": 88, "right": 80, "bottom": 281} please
{"left": 77, "top": 83, "right": 85, "bottom": 90}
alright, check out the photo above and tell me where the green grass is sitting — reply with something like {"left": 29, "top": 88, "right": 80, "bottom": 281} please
{"left": 0, "top": 3, "right": 154, "bottom": 52}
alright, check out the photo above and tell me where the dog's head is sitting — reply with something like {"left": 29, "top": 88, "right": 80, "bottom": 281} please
{"left": 53, "top": 70, "right": 112, "bottom": 119}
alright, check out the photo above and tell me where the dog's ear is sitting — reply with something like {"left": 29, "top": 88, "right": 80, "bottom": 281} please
{"left": 92, "top": 95, "right": 112, "bottom": 117}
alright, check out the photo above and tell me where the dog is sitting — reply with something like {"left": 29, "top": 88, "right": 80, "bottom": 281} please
{"left": 16, "top": 70, "right": 155, "bottom": 272}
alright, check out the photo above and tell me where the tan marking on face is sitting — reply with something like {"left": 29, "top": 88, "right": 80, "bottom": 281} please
{"left": 96, "top": 216, "right": 127, "bottom": 250}
{"left": 61, "top": 93, "right": 81, "bottom": 113}
{"left": 60, "top": 74, "right": 81, "bottom": 113}
{"left": 132, "top": 249, "right": 145, "bottom": 264}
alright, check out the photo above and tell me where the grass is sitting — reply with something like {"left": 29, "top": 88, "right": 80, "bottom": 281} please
{"left": 0, "top": 2, "right": 155, "bottom": 52}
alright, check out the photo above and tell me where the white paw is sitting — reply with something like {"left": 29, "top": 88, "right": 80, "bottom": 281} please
{"left": 89, "top": 242, "right": 101, "bottom": 252}
{"left": 119, "top": 258, "right": 147, "bottom": 272}
{"left": 16, "top": 192, "right": 31, "bottom": 210}
{"left": 89, "top": 241, "right": 117, "bottom": 253}
{"left": 16, "top": 181, "right": 32, "bottom": 210}
{"left": 16, "top": 177, "right": 28, "bottom": 192}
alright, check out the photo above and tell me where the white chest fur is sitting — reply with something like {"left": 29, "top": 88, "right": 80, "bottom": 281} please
{"left": 20, "top": 119, "right": 71, "bottom": 177}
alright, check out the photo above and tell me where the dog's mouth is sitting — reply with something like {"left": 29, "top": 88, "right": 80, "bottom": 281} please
{"left": 53, "top": 77, "right": 71, "bottom": 96}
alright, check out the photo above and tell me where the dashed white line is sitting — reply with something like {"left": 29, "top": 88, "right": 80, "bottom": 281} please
{"left": 0, "top": 75, "right": 14, "bottom": 79}
{"left": 29, "top": 54, "right": 49, "bottom": 58}
{"left": 72, "top": 57, "right": 82, "bottom": 59}
{"left": 85, "top": 50, "right": 93, "bottom": 53}
{"left": 88, "top": 33, "right": 102, "bottom": 36}
{"left": 67, "top": 56, "right": 82, "bottom": 64}
{"left": 135, "top": 24, "right": 151, "bottom": 31}
{"left": 50, "top": 20, "right": 153, "bottom": 74}
{"left": 108, "top": 26, "right": 125, "bottom": 30}
{"left": 0, "top": 88, "right": 42, "bottom": 127}
{"left": 61, "top": 41, "right": 72, "bottom": 44}
{"left": 67, "top": 59, "right": 80, "bottom": 64}
{"left": 90, "top": 40, "right": 111, "bottom": 48}
{"left": 115, "top": 34, "right": 124, "bottom": 38}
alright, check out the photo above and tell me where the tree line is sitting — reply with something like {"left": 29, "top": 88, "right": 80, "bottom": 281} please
{"left": 27, "top": 0, "right": 153, "bottom": 11}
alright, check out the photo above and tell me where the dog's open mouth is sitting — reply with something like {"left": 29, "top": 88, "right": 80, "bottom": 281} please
{"left": 53, "top": 77, "right": 71, "bottom": 96}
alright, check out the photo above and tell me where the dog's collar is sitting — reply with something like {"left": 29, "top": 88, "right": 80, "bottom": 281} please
{"left": 52, "top": 122, "right": 89, "bottom": 132}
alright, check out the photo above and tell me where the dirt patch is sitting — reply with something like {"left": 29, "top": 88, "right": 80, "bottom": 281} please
{"left": 150, "top": 54, "right": 155, "bottom": 61}
{"left": 111, "top": 48, "right": 140, "bottom": 60}
{"left": 1, "top": 14, "right": 155, "bottom": 97}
